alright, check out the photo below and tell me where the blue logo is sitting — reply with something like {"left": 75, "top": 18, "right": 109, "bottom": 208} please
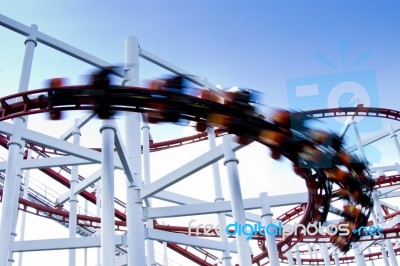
{"left": 286, "top": 43, "right": 383, "bottom": 165}
{"left": 352, "top": 225, "right": 383, "bottom": 236}
{"left": 287, "top": 69, "right": 381, "bottom": 133}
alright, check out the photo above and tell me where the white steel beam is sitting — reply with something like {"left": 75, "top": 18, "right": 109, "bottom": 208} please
{"left": 148, "top": 193, "right": 308, "bottom": 219}
{"left": 12, "top": 235, "right": 125, "bottom": 252}
{"left": 0, "top": 14, "right": 123, "bottom": 76}
{"left": 222, "top": 135, "right": 252, "bottom": 265}
{"left": 0, "top": 156, "right": 93, "bottom": 171}
{"left": 0, "top": 121, "right": 126, "bottom": 169}
{"left": 0, "top": 25, "right": 36, "bottom": 265}
{"left": 358, "top": 214, "right": 399, "bottom": 252}
{"left": 377, "top": 185, "right": 400, "bottom": 197}
{"left": 114, "top": 124, "right": 139, "bottom": 185}
{"left": 146, "top": 228, "right": 238, "bottom": 253}
{"left": 379, "top": 200, "right": 399, "bottom": 212}
{"left": 141, "top": 142, "right": 243, "bottom": 199}
{"left": 370, "top": 164, "right": 400, "bottom": 174}
{"left": 100, "top": 120, "right": 117, "bottom": 266}
{"left": 346, "top": 124, "right": 400, "bottom": 152}
{"left": 56, "top": 169, "right": 101, "bottom": 205}
{"left": 0, "top": 121, "right": 100, "bottom": 162}
{"left": 379, "top": 191, "right": 400, "bottom": 199}
{"left": 140, "top": 49, "right": 223, "bottom": 95}
{"left": 152, "top": 190, "right": 308, "bottom": 222}
{"left": 124, "top": 36, "right": 147, "bottom": 266}
{"left": 153, "top": 190, "right": 260, "bottom": 223}
{"left": 60, "top": 113, "right": 96, "bottom": 140}
{"left": 153, "top": 190, "right": 208, "bottom": 205}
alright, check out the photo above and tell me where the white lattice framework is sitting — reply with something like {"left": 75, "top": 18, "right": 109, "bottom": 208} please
{"left": 0, "top": 13, "right": 399, "bottom": 266}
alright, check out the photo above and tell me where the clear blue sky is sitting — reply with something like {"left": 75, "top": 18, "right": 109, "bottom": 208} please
{"left": 1, "top": 1, "right": 399, "bottom": 109}
{"left": 1, "top": 0, "right": 399, "bottom": 156}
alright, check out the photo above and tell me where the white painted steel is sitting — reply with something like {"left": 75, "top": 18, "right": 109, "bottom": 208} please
{"left": 17, "top": 150, "right": 31, "bottom": 266}
{"left": 372, "top": 191, "right": 399, "bottom": 266}
{"left": 0, "top": 156, "right": 94, "bottom": 171}
{"left": 141, "top": 142, "right": 242, "bottom": 199}
{"left": 319, "top": 243, "right": 331, "bottom": 266}
{"left": 389, "top": 124, "right": 400, "bottom": 163}
{"left": 353, "top": 246, "right": 367, "bottom": 266}
{"left": 0, "top": 13, "right": 398, "bottom": 266}
{"left": 56, "top": 169, "right": 101, "bottom": 205}
{"left": 351, "top": 119, "right": 367, "bottom": 161}
{"left": 100, "top": 120, "right": 117, "bottom": 266}
{"left": 260, "top": 192, "right": 280, "bottom": 266}
{"left": 146, "top": 228, "right": 236, "bottom": 252}
{"left": 0, "top": 24, "right": 37, "bottom": 266}
{"left": 294, "top": 245, "right": 302, "bottom": 266}
{"left": 142, "top": 122, "right": 156, "bottom": 265}
{"left": 12, "top": 235, "right": 125, "bottom": 252}
{"left": 124, "top": 36, "right": 146, "bottom": 266}
{"left": 286, "top": 249, "right": 294, "bottom": 266}
{"left": 223, "top": 135, "right": 252, "bottom": 266}
{"left": 380, "top": 244, "right": 391, "bottom": 266}
{"left": 208, "top": 127, "right": 232, "bottom": 266}
{"left": 8, "top": 170, "right": 23, "bottom": 265}
{"left": 68, "top": 121, "right": 81, "bottom": 266}
{"left": 331, "top": 249, "right": 340, "bottom": 266}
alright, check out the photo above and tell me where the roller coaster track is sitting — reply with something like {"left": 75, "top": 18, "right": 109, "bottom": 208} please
{"left": 1, "top": 178, "right": 399, "bottom": 265}
{"left": 0, "top": 86, "right": 398, "bottom": 265}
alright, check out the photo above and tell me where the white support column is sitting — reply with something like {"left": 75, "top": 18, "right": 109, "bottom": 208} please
{"left": 294, "top": 245, "right": 302, "bottom": 266}
{"left": 125, "top": 36, "right": 146, "bottom": 266}
{"left": 259, "top": 192, "right": 279, "bottom": 266}
{"left": 367, "top": 248, "right": 375, "bottom": 266}
{"left": 0, "top": 24, "right": 37, "bottom": 266}
{"left": 307, "top": 244, "right": 314, "bottom": 260}
{"left": 8, "top": 169, "right": 24, "bottom": 266}
{"left": 100, "top": 120, "right": 116, "bottom": 266}
{"left": 313, "top": 244, "right": 318, "bottom": 259}
{"left": 142, "top": 121, "right": 156, "bottom": 266}
{"left": 163, "top": 242, "right": 169, "bottom": 266}
{"left": 380, "top": 244, "right": 390, "bottom": 266}
{"left": 286, "top": 249, "right": 294, "bottom": 266}
{"left": 222, "top": 135, "right": 252, "bottom": 266}
{"left": 69, "top": 120, "right": 81, "bottom": 266}
{"left": 331, "top": 249, "right": 340, "bottom": 266}
{"left": 353, "top": 246, "right": 367, "bottom": 266}
{"left": 319, "top": 243, "right": 331, "bottom": 266}
{"left": 95, "top": 183, "right": 101, "bottom": 266}
{"left": 161, "top": 221, "right": 169, "bottom": 266}
{"left": 351, "top": 119, "right": 367, "bottom": 161}
{"left": 372, "top": 191, "right": 398, "bottom": 266}
{"left": 389, "top": 125, "right": 400, "bottom": 161}
{"left": 384, "top": 238, "right": 398, "bottom": 264}
{"left": 208, "top": 127, "right": 232, "bottom": 266}
{"left": 83, "top": 199, "right": 88, "bottom": 266}
{"left": 18, "top": 150, "right": 31, "bottom": 266}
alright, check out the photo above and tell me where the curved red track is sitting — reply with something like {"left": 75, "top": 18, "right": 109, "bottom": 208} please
{"left": 0, "top": 86, "right": 397, "bottom": 265}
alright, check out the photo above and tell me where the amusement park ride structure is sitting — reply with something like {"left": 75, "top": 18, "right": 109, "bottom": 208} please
{"left": 0, "top": 13, "right": 399, "bottom": 266}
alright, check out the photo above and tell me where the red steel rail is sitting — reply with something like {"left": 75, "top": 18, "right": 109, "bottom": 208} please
{"left": 0, "top": 86, "right": 396, "bottom": 264}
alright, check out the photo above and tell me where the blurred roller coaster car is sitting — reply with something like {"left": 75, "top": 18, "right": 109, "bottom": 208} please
{"left": 194, "top": 90, "right": 224, "bottom": 132}
{"left": 91, "top": 68, "right": 117, "bottom": 119}
{"left": 47, "top": 68, "right": 117, "bottom": 120}
{"left": 147, "top": 75, "right": 186, "bottom": 95}
{"left": 224, "top": 87, "right": 256, "bottom": 115}
{"left": 47, "top": 78, "right": 67, "bottom": 120}
{"left": 145, "top": 75, "right": 196, "bottom": 124}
